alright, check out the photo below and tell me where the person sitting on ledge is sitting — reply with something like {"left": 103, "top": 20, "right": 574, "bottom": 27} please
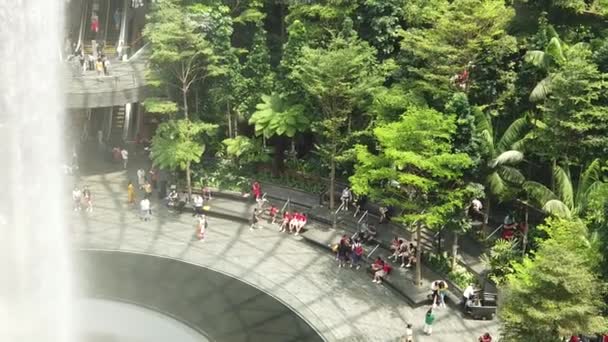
{"left": 389, "top": 239, "right": 405, "bottom": 261}
{"left": 359, "top": 222, "right": 377, "bottom": 243}
{"left": 294, "top": 213, "right": 307, "bottom": 236}
{"left": 390, "top": 236, "right": 401, "bottom": 253}
{"left": 268, "top": 204, "right": 279, "bottom": 224}
{"left": 289, "top": 211, "right": 301, "bottom": 233}
{"left": 372, "top": 257, "right": 391, "bottom": 284}
{"left": 279, "top": 211, "right": 291, "bottom": 232}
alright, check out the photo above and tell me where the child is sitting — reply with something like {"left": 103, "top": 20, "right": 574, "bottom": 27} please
{"left": 268, "top": 205, "right": 279, "bottom": 224}
{"left": 350, "top": 239, "right": 364, "bottom": 270}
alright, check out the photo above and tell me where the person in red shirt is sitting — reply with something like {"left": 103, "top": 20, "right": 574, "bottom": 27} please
{"left": 279, "top": 211, "right": 291, "bottom": 232}
{"left": 294, "top": 213, "right": 307, "bottom": 236}
{"left": 479, "top": 333, "right": 492, "bottom": 342}
{"left": 289, "top": 212, "right": 301, "bottom": 233}
{"left": 268, "top": 205, "right": 279, "bottom": 224}
{"left": 252, "top": 181, "right": 261, "bottom": 200}
{"left": 372, "top": 257, "right": 390, "bottom": 284}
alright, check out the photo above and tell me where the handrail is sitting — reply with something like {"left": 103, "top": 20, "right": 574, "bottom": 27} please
{"left": 334, "top": 202, "right": 344, "bottom": 215}
{"left": 280, "top": 198, "right": 290, "bottom": 213}
{"left": 357, "top": 210, "right": 368, "bottom": 224}
{"left": 367, "top": 244, "right": 381, "bottom": 258}
{"left": 485, "top": 224, "right": 504, "bottom": 241}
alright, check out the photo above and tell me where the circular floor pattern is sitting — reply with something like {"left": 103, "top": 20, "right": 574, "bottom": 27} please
{"left": 78, "top": 298, "right": 208, "bottom": 342}
{"left": 76, "top": 250, "right": 324, "bottom": 342}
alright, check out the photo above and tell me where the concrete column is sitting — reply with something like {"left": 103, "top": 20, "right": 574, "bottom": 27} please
{"left": 134, "top": 102, "right": 143, "bottom": 138}
{"left": 123, "top": 103, "right": 132, "bottom": 141}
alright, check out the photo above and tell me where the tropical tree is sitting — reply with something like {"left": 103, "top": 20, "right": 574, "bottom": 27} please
{"left": 151, "top": 119, "right": 218, "bottom": 198}
{"left": 350, "top": 107, "right": 473, "bottom": 285}
{"left": 499, "top": 218, "right": 606, "bottom": 341}
{"left": 523, "top": 159, "right": 607, "bottom": 219}
{"left": 476, "top": 112, "right": 530, "bottom": 220}
{"left": 398, "top": 0, "right": 517, "bottom": 107}
{"left": 526, "top": 28, "right": 608, "bottom": 164}
{"left": 249, "top": 94, "right": 309, "bottom": 142}
{"left": 144, "top": 0, "right": 221, "bottom": 120}
{"left": 291, "top": 28, "right": 389, "bottom": 209}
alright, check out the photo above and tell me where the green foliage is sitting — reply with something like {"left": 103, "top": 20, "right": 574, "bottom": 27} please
{"left": 476, "top": 112, "right": 529, "bottom": 201}
{"left": 151, "top": 119, "right": 218, "bottom": 171}
{"left": 523, "top": 159, "right": 608, "bottom": 219}
{"left": 500, "top": 218, "right": 607, "bottom": 341}
{"left": 398, "top": 0, "right": 517, "bottom": 106}
{"left": 236, "top": 24, "right": 275, "bottom": 119}
{"left": 143, "top": 98, "right": 178, "bottom": 115}
{"left": 144, "top": 0, "right": 221, "bottom": 119}
{"left": 222, "top": 135, "right": 270, "bottom": 164}
{"left": 481, "top": 239, "right": 520, "bottom": 285}
{"left": 249, "top": 93, "right": 309, "bottom": 138}
{"left": 424, "top": 252, "right": 476, "bottom": 289}
{"left": 350, "top": 106, "right": 473, "bottom": 229}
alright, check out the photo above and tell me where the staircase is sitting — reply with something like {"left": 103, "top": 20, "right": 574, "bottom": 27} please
{"left": 109, "top": 105, "right": 125, "bottom": 144}
{"left": 82, "top": 42, "right": 116, "bottom": 57}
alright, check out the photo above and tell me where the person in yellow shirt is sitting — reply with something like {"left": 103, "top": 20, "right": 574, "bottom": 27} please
{"left": 127, "top": 181, "right": 135, "bottom": 205}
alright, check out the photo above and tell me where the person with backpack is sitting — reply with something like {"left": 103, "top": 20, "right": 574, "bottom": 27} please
{"left": 350, "top": 239, "right": 364, "bottom": 270}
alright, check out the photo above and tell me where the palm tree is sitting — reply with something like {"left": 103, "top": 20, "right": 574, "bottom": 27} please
{"left": 523, "top": 159, "right": 606, "bottom": 219}
{"left": 476, "top": 112, "right": 529, "bottom": 223}
{"left": 525, "top": 26, "right": 587, "bottom": 102}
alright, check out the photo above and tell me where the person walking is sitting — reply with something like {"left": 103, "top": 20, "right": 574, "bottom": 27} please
{"left": 250, "top": 208, "right": 260, "bottom": 231}
{"left": 192, "top": 194, "right": 204, "bottom": 217}
{"left": 350, "top": 239, "right": 364, "bottom": 270}
{"left": 127, "top": 181, "right": 135, "bottom": 205}
{"left": 196, "top": 215, "right": 208, "bottom": 241}
{"left": 82, "top": 185, "right": 93, "bottom": 212}
{"left": 95, "top": 58, "right": 104, "bottom": 76}
{"left": 143, "top": 181, "right": 153, "bottom": 198}
{"left": 401, "top": 323, "right": 413, "bottom": 342}
{"left": 137, "top": 168, "right": 146, "bottom": 189}
{"left": 340, "top": 186, "right": 352, "bottom": 210}
{"left": 140, "top": 197, "right": 151, "bottom": 221}
{"left": 423, "top": 308, "right": 435, "bottom": 335}
{"left": 72, "top": 186, "right": 82, "bottom": 211}
{"left": 120, "top": 147, "right": 129, "bottom": 169}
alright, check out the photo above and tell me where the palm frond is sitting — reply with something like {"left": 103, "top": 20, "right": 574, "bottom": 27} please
{"left": 543, "top": 199, "right": 571, "bottom": 218}
{"left": 577, "top": 159, "right": 602, "bottom": 200}
{"left": 523, "top": 181, "right": 558, "bottom": 208}
{"left": 487, "top": 171, "right": 506, "bottom": 198}
{"left": 475, "top": 110, "right": 492, "bottom": 137}
{"left": 497, "top": 117, "right": 528, "bottom": 152}
{"left": 489, "top": 150, "right": 524, "bottom": 168}
{"left": 553, "top": 165, "right": 574, "bottom": 210}
{"left": 545, "top": 37, "right": 565, "bottom": 65}
{"left": 524, "top": 50, "right": 547, "bottom": 68}
{"left": 530, "top": 76, "right": 552, "bottom": 102}
{"left": 496, "top": 166, "right": 525, "bottom": 186}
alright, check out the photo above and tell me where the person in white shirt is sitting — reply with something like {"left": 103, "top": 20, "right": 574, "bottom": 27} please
{"left": 462, "top": 283, "right": 478, "bottom": 310}
{"left": 341, "top": 187, "right": 352, "bottom": 211}
{"left": 137, "top": 168, "right": 146, "bottom": 189}
{"left": 401, "top": 323, "right": 413, "bottom": 342}
{"left": 72, "top": 187, "right": 82, "bottom": 211}
{"left": 140, "top": 197, "right": 151, "bottom": 221}
{"left": 192, "top": 194, "right": 204, "bottom": 217}
{"left": 120, "top": 148, "right": 128, "bottom": 169}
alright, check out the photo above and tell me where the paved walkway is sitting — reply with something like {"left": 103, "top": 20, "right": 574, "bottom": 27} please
{"left": 70, "top": 159, "right": 499, "bottom": 341}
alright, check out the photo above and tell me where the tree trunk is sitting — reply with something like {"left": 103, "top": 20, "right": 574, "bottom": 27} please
{"left": 415, "top": 223, "right": 422, "bottom": 286}
{"left": 329, "top": 143, "right": 336, "bottom": 210}
{"left": 186, "top": 160, "right": 192, "bottom": 201}
{"left": 484, "top": 197, "right": 491, "bottom": 235}
{"left": 451, "top": 232, "right": 459, "bottom": 271}
{"left": 522, "top": 205, "right": 529, "bottom": 257}
{"left": 227, "top": 101, "right": 232, "bottom": 138}
{"left": 182, "top": 87, "right": 189, "bottom": 120}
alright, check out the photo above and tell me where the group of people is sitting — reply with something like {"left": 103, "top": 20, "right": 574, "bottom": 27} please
{"left": 334, "top": 234, "right": 366, "bottom": 270}
{"left": 72, "top": 185, "right": 93, "bottom": 212}
{"left": 388, "top": 237, "right": 416, "bottom": 268}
